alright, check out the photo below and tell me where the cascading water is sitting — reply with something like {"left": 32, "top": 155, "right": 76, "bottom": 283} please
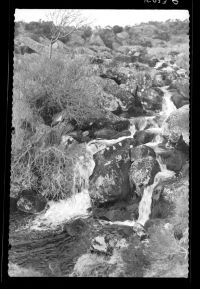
{"left": 108, "top": 86, "right": 177, "bottom": 228}
{"left": 137, "top": 169, "right": 175, "bottom": 226}
{"left": 30, "top": 150, "right": 96, "bottom": 231}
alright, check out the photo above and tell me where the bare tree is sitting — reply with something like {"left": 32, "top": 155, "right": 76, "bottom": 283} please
{"left": 46, "top": 9, "right": 86, "bottom": 59}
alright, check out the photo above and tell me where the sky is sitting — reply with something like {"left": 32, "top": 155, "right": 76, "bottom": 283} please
{"left": 15, "top": 9, "right": 189, "bottom": 27}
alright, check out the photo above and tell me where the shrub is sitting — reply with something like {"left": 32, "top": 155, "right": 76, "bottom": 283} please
{"left": 98, "top": 28, "right": 115, "bottom": 49}
{"left": 81, "top": 26, "right": 92, "bottom": 40}
{"left": 14, "top": 54, "right": 105, "bottom": 126}
{"left": 145, "top": 222, "right": 188, "bottom": 277}
{"left": 154, "top": 31, "right": 170, "bottom": 42}
{"left": 10, "top": 131, "right": 90, "bottom": 200}
{"left": 113, "top": 25, "right": 123, "bottom": 34}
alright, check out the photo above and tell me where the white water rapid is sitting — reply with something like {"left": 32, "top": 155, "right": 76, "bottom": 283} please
{"left": 30, "top": 150, "right": 96, "bottom": 231}
{"left": 109, "top": 86, "right": 177, "bottom": 228}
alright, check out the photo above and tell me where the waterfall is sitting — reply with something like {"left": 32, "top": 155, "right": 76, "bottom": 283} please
{"left": 160, "top": 86, "right": 177, "bottom": 119}
{"left": 108, "top": 86, "right": 177, "bottom": 228}
{"left": 30, "top": 150, "right": 95, "bottom": 231}
{"left": 86, "top": 122, "right": 136, "bottom": 155}
{"left": 137, "top": 169, "right": 175, "bottom": 226}
{"left": 136, "top": 88, "right": 177, "bottom": 226}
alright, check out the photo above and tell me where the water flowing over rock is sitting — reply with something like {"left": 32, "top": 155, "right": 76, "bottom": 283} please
{"left": 157, "top": 149, "right": 188, "bottom": 173}
{"left": 137, "top": 170, "right": 176, "bottom": 226}
{"left": 94, "top": 128, "right": 118, "bottom": 139}
{"left": 30, "top": 149, "right": 96, "bottom": 230}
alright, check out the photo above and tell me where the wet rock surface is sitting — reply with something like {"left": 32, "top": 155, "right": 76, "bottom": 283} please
{"left": 89, "top": 138, "right": 133, "bottom": 206}
{"left": 133, "top": 130, "right": 155, "bottom": 146}
{"left": 130, "top": 145, "right": 156, "bottom": 162}
{"left": 162, "top": 104, "right": 189, "bottom": 146}
{"left": 129, "top": 156, "right": 161, "bottom": 196}
{"left": 17, "top": 190, "right": 47, "bottom": 214}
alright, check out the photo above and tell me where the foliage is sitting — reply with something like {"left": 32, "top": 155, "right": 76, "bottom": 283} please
{"left": 81, "top": 26, "right": 92, "bottom": 40}
{"left": 98, "top": 28, "right": 115, "bottom": 49}
{"left": 24, "top": 21, "right": 53, "bottom": 39}
{"left": 14, "top": 54, "right": 105, "bottom": 126}
{"left": 144, "top": 222, "right": 188, "bottom": 277}
{"left": 10, "top": 127, "right": 89, "bottom": 200}
{"left": 112, "top": 25, "right": 123, "bottom": 34}
{"left": 154, "top": 30, "right": 170, "bottom": 41}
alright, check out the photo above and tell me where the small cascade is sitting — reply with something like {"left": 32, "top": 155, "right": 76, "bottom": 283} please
{"left": 108, "top": 86, "right": 178, "bottom": 228}
{"left": 137, "top": 169, "right": 175, "bottom": 226}
{"left": 86, "top": 122, "right": 136, "bottom": 155}
{"left": 160, "top": 86, "right": 177, "bottom": 119}
{"left": 30, "top": 190, "right": 92, "bottom": 231}
{"left": 72, "top": 153, "right": 95, "bottom": 194}
{"left": 30, "top": 151, "right": 96, "bottom": 231}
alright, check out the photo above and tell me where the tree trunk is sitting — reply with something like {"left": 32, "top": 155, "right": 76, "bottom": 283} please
{"left": 49, "top": 42, "right": 53, "bottom": 59}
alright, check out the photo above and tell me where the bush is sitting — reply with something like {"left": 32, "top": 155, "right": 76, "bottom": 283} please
{"left": 99, "top": 28, "right": 115, "bottom": 49}
{"left": 113, "top": 25, "right": 123, "bottom": 34}
{"left": 81, "top": 26, "right": 92, "bottom": 40}
{"left": 14, "top": 54, "right": 105, "bottom": 126}
{"left": 145, "top": 222, "right": 188, "bottom": 277}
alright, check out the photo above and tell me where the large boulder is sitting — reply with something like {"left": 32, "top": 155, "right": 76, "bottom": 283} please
{"left": 153, "top": 73, "right": 166, "bottom": 87}
{"left": 89, "top": 138, "right": 133, "bottom": 207}
{"left": 158, "top": 149, "right": 188, "bottom": 173}
{"left": 64, "top": 219, "right": 88, "bottom": 237}
{"left": 100, "top": 67, "right": 128, "bottom": 85}
{"left": 133, "top": 130, "right": 155, "bottom": 146}
{"left": 101, "top": 92, "right": 120, "bottom": 112}
{"left": 162, "top": 105, "right": 189, "bottom": 146}
{"left": 129, "top": 156, "right": 161, "bottom": 196}
{"left": 116, "top": 31, "right": 129, "bottom": 41}
{"left": 99, "top": 78, "right": 143, "bottom": 115}
{"left": 15, "top": 36, "right": 47, "bottom": 55}
{"left": 130, "top": 145, "right": 156, "bottom": 162}
{"left": 140, "top": 87, "right": 164, "bottom": 112}
{"left": 17, "top": 190, "right": 47, "bottom": 214}
{"left": 170, "top": 89, "right": 189, "bottom": 109}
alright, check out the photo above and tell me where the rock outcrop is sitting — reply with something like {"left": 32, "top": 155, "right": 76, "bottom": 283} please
{"left": 89, "top": 138, "right": 133, "bottom": 206}
{"left": 162, "top": 104, "right": 189, "bottom": 146}
{"left": 17, "top": 190, "right": 47, "bottom": 214}
{"left": 129, "top": 156, "right": 160, "bottom": 196}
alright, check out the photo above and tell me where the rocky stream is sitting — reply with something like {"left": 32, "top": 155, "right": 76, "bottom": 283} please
{"left": 9, "top": 68, "right": 189, "bottom": 277}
